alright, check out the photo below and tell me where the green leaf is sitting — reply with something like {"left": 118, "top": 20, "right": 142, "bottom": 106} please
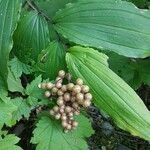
{"left": 7, "top": 69, "right": 24, "bottom": 94}
{"left": 0, "top": 96, "right": 17, "bottom": 126}
{"left": 12, "top": 97, "right": 30, "bottom": 122}
{"left": 35, "top": 0, "right": 77, "bottom": 18}
{"left": 66, "top": 46, "right": 150, "bottom": 141}
{"left": 54, "top": 0, "right": 150, "bottom": 58}
{"left": 37, "top": 41, "right": 66, "bottom": 80}
{"left": 9, "top": 57, "right": 32, "bottom": 78}
{"left": 31, "top": 115, "right": 93, "bottom": 150}
{"left": 0, "top": 134, "right": 22, "bottom": 150}
{"left": 14, "top": 11, "right": 50, "bottom": 62}
{"left": 0, "top": 0, "right": 21, "bottom": 89}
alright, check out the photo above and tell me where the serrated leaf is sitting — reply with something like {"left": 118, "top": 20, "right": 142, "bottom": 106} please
{"left": 13, "top": 11, "right": 50, "bottom": 62}
{"left": 0, "top": 96, "right": 17, "bottom": 126}
{"left": 0, "top": 0, "right": 21, "bottom": 89}
{"left": 7, "top": 69, "right": 24, "bottom": 94}
{"left": 66, "top": 46, "right": 150, "bottom": 140}
{"left": 9, "top": 57, "right": 32, "bottom": 78}
{"left": 54, "top": 0, "right": 150, "bottom": 58}
{"left": 0, "top": 134, "right": 22, "bottom": 150}
{"left": 37, "top": 41, "right": 66, "bottom": 80}
{"left": 12, "top": 97, "right": 30, "bottom": 122}
{"left": 31, "top": 115, "right": 93, "bottom": 150}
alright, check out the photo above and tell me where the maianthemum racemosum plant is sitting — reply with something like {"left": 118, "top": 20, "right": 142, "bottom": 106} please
{"left": 0, "top": 0, "right": 150, "bottom": 149}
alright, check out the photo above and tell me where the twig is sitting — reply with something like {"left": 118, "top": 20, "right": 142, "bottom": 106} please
{"left": 26, "top": 0, "right": 52, "bottom": 23}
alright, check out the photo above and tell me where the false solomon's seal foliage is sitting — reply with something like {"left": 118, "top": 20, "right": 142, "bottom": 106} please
{"left": 66, "top": 46, "right": 150, "bottom": 141}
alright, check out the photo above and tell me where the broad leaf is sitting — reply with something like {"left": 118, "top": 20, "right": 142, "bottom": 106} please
{"left": 37, "top": 41, "right": 66, "bottom": 80}
{"left": 0, "top": 0, "right": 21, "bottom": 89}
{"left": 31, "top": 115, "right": 93, "bottom": 150}
{"left": 9, "top": 57, "right": 32, "bottom": 78}
{"left": 54, "top": 0, "right": 150, "bottom": 58}
{"left": 12, "top": 97, "right": 30, "bottom": 122}
{"left": 0, "top": 96, "right": 17, "bottom": 126}
{"left": 35, "top": 0, "right": 76, "bottom": 18}
{"left": 66, "top": 46, "right": 150, "bottom": 141}
{"left": 0, "top": 134, "right": 22, "bottom": 150}
{"left": 14, "top": 11, "right": 50, "bottom": 62}
{"left": 7, "top": 69, "right": 24, "bottom": 94}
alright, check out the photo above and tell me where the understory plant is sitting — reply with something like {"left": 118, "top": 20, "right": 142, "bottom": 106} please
{"left": 0, "top": 0, "right": 150, "bottom": 149}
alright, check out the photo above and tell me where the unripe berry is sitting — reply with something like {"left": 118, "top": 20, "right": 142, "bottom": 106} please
{"left": 41, "top": 83, "right": 47, "bottom": 89}
{"left": 53, "top": 106, "right": 59, "bottom": 112}
{"left": 83, "top": 100, "right": 91, "bottom": 107}
{"left": 57, "top": 99, "right": 64, "bottom": 106}
{"left": 56, "top": 77, "right": 63, "bottom": 83}
{"left": 55, "top": 113, "right": 61, "bottom": 120}
{"left": 56, "top": 82, "right": 62, "bottom": 89}
{"left": 61, "top": 85, "right": 67, "bottom": 92}
{"left": 61, "top": 114, "right": 67, "bottom": 121}
{"left": 64, "top": 129, "right": 69, "bottom": 133}
{"left": 72, "top": 103, "right": 79, "bottom": 109}
{"left": 59, "top": 108, "right": 64, "bottom": 114}
{"left": 68, "top": 112, "right": 73, "bottom": 117}
{"left": 50, "top": 110, "right": 54, "bottom": 116}
{"left": 81, "top": 85, "right": 89, "bottom": 93}
{"left": 64, "top": 93, "right": 71, "bottom": 101}
{"left": 62, "top": 121, "right": 68, "bottom": 128}
{"left": 46, "top": 82, "right": 54, "bottom": 89}
{"left": 71, "top": 96, "right": 76, "bottom": 102}
{"left": 85, "top": 93, "right": 92, "bottom": 100}
{"left": 45, "top": 91, "right": 51, "bottom": 98}
{"left": 67, "top": 83, "right": 74, "bottom": 91}
{"left": 65, "top": 106, "right": 72, "bottom": 113}
{"left": 58, "top": 70, "right": 65, "bottom": 78}
{"left": 51, "top": 87, "right": 58, "bottom": 94}
{"left": 57, "top": 90, "right": 64, "bottom": 96}
{"left": 72, "top": 85, "right": 81, "bottom": 93}
{"left": 66, "top": 124, "right": 72, "bottom": 130}
{"left": 76, "top": 93, "right": 84, "bottom": 101}
{"left": 38, "top": 83, "right": 42, "bottom": 88}
{"left": 74, "top": 110, "right": 80, "bottom": 116}
{"left": 72, "top": 121, "right": 78, "bottom": 127}
{"left": 76, "top": 78, "right": 83, "bottom": 85}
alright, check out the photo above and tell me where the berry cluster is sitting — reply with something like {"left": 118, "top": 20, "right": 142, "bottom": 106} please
{"left": 38, "top": 70, "right": 92, "bottom": 132}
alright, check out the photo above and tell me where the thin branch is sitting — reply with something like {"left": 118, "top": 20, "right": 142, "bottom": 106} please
{"left": 26, "top": 0, "right": 52, "bottom": 23}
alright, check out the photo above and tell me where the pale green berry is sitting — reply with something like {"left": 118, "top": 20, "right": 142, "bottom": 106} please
{"left": 65, "top": 106, "right": 72, "bottom": 113}
{"left": 56, "top": 82, "right": 62, "bottom": 89}
{"left": 83, "top": 100, "right": 91, "bottom": 107}
{"left": 46, "top": 82, "right": 54, "bottom": 89}
{"left": 61, "top": 114, "right": 67, "bottom": 121}
{"left": 49, "top": 110, "right": 54, "bottom": 116}
{"left": 45, "top": 91, "right": 51, "bottom": 98}
{"left": 55, "top": 113, "right": 61, "bottom": 120}
{"left": 51, "top": 87, "right": 58, "bottom": 94}
{"left": 66, "top": 124, "right": 72, "bottom": 130}
{"left": 76, "top": 78, "right": 83, "bottom": 85}
{"left": 72, "top": 85, "right": 81, "bottom": 94}
{"left": 58, "top": 70, "right": 65, "bottom": 78}
{"left": 61, "top": 85, "right": 67, "bottom": 92}
{"left": 41, "top": 83, "right": 46, "bottom": 89}
{"left": 81, "top": 85, "right": 89, "bottom": 93}
{"left": 57, "top": 90, "right": 64, "bottom": 96}
{"left": 67, "top": 83, "right": 74, "bottom": 91}
{"left": 72, "top": 121, "right": 78, "bottom": 127}
{"left": 57, "top": 98, "right": 64, "bottom": 106}
{"left": 85, "top": 93, "right": 92, "bottom": 100}
{"left": 76, "top": 93, "right": 84, "bottom": 101}
{"left": 62, "top": 121, "right": 68, "bottom": 128}
{"left": 64, "top": 93, "right": 71, "bottom": 101}
{"left": 53, "top": 106, "right": 59, "bottom": 112}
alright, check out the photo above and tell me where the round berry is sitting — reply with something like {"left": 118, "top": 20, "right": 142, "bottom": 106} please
{"left": 41, "top": 83, "right": 47, "bottom": 89}
{"left": 46, "top": 82, "right": 54, "bottom": 89}
{"left": 76, "top": 93, "right": 84, "bottom": 101}
{"left": 76, "top": 78, "right": 83, "bottom": 85}
{"left": 72, "top": 103, "right": 79, "bottom": 109}
{"left": 61, "top": 114, "right": 67, "bottom": 121}
{"left": 56, "top": 77, "right": 63, "bottom": 83}
{"left": 58, "top": 70, "right": 65, "bottom": 78}
{"left": 72, "top": 121, "right": 78, "bottom": 127}
{"left": 74, "top": 110, "right": 80, "bottom": 116}
{"left": 66, "top": 124, "right": 72, "bottom": 130}
{"left": 65, "top": 106, "right": 72, "bottom": 113}
{"left": 56, "top": 82, "right": 62, "bottom": 89}
{"left": 45, "top": 91, "right": 51, "bottom": 98}
{"left": 64, "top": 93, "right": 71, "bottom": 101}
{"left": 57, "top": 98, "right": 64, "bottom": 106}
{"left": 51, "top": 87, "right": 58, "bottom": 94}
{"left": 49, "top": 110, "right": 54, "bottom": 116}
{"left": 53, "top": 106, "right": 59, "bottom": 112}
{"left": 57, "top": 90, "right": 64, "bottom": 96}
{"left": 68, "top": 112, "right": 73, "bottom": 117}
{"left": 81, "top": 85, "right": 89, "bottom": 93}
{"left": 55, "top": 113, "right": 61, "bottom": 120}
{"left": 72, "top": 85, "right": 81, "bottom": 94}
{"left": 62, "top": 121, "right": 68, "bottom": 128}
{"left": 38, "top": 83, "right": 42, "bottom": 88}
{"left": 85, "top": 93, "right": 92, "bottom": 100}
{"left": 67, "top": 83, "right": 74, "bottom": 91}
{"left": 59, "top": 108, "right": 64, "bottom": 114}
{"left": 83, "top": 100, "right": 91, "bottom": 107}
{"left": 64, "top": 129, "right": 69, "bottom": 133}
{"left": 71, "top": 96, "right": 76, "bottom": 102}
{"left": 61, "top": 85, "right": 67, "bottom": 92}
